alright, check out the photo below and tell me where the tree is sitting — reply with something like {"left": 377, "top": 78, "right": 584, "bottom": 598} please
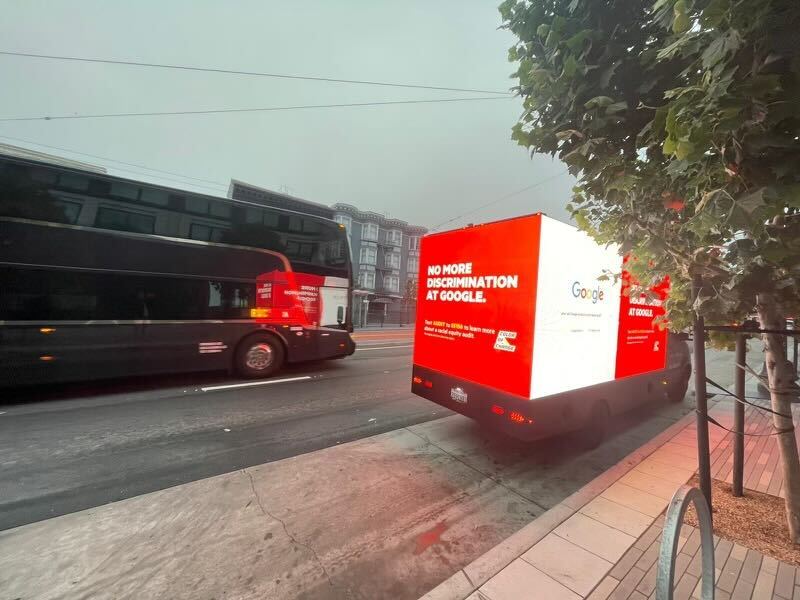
{"left": 404, "top": 278, "right": 418, "bottom": 305}
{"left": 500, "top": 0, "right": 800, "bottom": 539}
{"left": 403, "top": 278, "right": 418, "bottom": 325}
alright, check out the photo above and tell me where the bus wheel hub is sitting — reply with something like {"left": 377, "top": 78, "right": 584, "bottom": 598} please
{"left": 245, "top": 344, "right": 274, "bottom": 370}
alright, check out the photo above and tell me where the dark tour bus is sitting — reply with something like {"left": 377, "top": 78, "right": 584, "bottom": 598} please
{"left": 0, "top": 155, "right": 355, "bottom": 386}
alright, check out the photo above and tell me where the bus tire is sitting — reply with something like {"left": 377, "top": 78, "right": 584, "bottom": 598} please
{"left": 234, "top": 333, "right": 285, "bottom": 378}
{"left": 581, "top": 400, "right": 610, "bottom": 450}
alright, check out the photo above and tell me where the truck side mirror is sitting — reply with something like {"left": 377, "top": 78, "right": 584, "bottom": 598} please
{"left": 337, "top": 306, "right": 344, "bottom": 324}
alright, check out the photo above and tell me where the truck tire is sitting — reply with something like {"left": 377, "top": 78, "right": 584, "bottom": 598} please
{"left": 235, "top": 334, "right": 285, "bottom": 378}
{"left": 581, "top": 400, "right": 610, "bottom": 450}
{"left": 668, "top": 365, "right": 691, "bottom": 403}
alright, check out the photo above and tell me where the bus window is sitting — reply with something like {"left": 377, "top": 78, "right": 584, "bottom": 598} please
{"left": 95, "top": 207, "right": 155, "bottom": 234}
{"left": 207, "top": 281, "right": 256, "bottom": 318}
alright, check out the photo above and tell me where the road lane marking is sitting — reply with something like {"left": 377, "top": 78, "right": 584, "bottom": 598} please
{"left": 355, "top": 345, "right": 413, "bottom": 351}
{"left": 201, "top": 376, "right": 312, "bottom": 392}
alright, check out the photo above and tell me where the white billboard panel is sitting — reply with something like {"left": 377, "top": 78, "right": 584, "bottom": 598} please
{"left": 529, "top": 217, "right": 622, "bottom": 399}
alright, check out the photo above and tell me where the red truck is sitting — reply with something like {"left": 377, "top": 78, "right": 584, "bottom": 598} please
{"left": 410, "top": 213, "right": 691, "bottom": 445}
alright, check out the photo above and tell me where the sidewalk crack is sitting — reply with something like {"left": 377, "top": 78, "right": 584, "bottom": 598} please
{"left": 404, "top": 427, "right": 548, "bottom": 512}
{"left": 243, "top": 469, "right": 336, "bottom": 591}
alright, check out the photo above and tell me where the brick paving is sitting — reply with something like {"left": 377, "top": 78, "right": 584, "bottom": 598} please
{"left": 588, "top": 518, "right": 800, "bottom": 600}
{"left": 708, "top": 395, "right": 800, "bottom": 499}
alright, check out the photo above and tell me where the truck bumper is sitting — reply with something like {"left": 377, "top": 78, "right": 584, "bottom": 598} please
{"left": 411, "top": 364, "right": 586, "bottom": 442}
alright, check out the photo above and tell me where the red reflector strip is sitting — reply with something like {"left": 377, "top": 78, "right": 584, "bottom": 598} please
{"left": 491, "top": 405, "right": 505, "bottom": 415}
{"left": 423, "top": 380, "right": 433, "bottom": 388}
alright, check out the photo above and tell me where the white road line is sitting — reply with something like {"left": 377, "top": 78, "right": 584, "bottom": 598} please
{"left": 201, "top": 376, "right": 312, "bottom": 392}
{"left": 356, "top": 344, "right": 413, "bottom": 351}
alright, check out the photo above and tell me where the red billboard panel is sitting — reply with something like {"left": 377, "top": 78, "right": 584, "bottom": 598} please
{"left": 413, "top": 214, "right": 542, "bottom": 398}
{"left": 615, "top": 267, "right": 669, "bottom": 379}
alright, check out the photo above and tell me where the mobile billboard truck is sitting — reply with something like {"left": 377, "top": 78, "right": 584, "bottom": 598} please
{"left": 410, "top": 214, "right": 691, "bottom": 445}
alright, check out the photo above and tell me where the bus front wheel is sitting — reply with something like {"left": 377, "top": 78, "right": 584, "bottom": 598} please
{"left": 235, "top": 334, "right": 285, "bottom": 378}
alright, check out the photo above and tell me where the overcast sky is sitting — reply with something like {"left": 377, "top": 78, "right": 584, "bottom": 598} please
{"left": 0, "top": 0, "right": 574, "bottom": 230}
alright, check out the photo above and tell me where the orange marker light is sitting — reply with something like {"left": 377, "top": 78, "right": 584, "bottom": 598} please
{"left": 39, "top": 327, "right": 56, "bottom": 334}
{"left": 39, "top": 355, "right": 55, "bottom": 362}
{"left": 250, "top": 308, "right": 270, "bottom": 318}
{"left": 509, "top": 411, "right": 525, "bottom": 423}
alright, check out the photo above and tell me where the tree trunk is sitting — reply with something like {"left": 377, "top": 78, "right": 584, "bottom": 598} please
{"left": 756, "top": 292, "right": 800, "bottom": 544}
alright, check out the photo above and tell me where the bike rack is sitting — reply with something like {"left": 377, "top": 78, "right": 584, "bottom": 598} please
{"left": 656, "top": 485, "right": 715, "bottom": 600}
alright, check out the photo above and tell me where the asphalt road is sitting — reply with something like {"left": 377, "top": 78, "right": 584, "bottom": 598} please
{"left": 1, "top": 332, "right": 736, "bottom": 599}
{"left": 0, "top": 329, "right": 427, "bottom": 531}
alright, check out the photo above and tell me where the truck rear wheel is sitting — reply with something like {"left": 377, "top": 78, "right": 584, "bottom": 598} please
{"left": 581, "top": 400, "right": 610, "bottom": 450}
{"left": 235, "top": 334, "right": 285, "bottom": 378}
{"left": 668, "top": 365, "right": 691, "bottom": 403}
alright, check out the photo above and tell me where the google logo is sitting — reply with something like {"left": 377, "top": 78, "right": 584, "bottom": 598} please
{"left": 571, "top": 282, "right": 605, "bottom": 304}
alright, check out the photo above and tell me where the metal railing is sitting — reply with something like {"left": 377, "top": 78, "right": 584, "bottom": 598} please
{"left": 656, "top": 485, "right": 715, "bottom": 600}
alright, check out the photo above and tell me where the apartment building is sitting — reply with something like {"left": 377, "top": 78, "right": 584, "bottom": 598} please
{"left": 332, "top": 203, "right": 427, "bottom": 326}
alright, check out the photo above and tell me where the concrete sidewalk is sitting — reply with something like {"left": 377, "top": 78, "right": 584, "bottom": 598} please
{"left": 421, "top": 385, "right": 798, "bottom": 600}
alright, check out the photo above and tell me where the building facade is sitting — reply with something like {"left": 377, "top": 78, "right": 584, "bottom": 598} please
{"left": 331, "top": 203, "right": 427, "bottom": 327}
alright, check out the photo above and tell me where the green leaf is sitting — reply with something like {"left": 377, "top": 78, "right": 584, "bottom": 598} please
{"left": 562, "top": 54, "right": 579, "bottom": 78}
{"left": 584, "top": 96, "right": 615, "bottom": 109}
{"left": 606, "top": 101, "right": 628, "bottom": 114}
{"left": 663, "top": 137, "right": 677, "bottom": 155}
{"left": 673, "top": 13, "right": 690, "bottom": 34}
{"left": 565, "top": 30, "right": 592, "bottom": 53}
{"left": 574, "top": 211, "right": 592, "bottom": 232}
{"left": 536, "top": 24, "right": 550, "bottom": 39}
{"left": 652, "top": 107, "right": 668, "bottom": 137}
{"left": 701, "top": 32, "right": 740, "bottom": 69}
{"left": 701, "top": 0, "right": 729, "bottom": 28}
{"left": 599, "top": 61, "right": 620, "bottom": 89}
{"left": 498, "top": 0, "right": 516, "bottom": 21}
{"left": 674, "top": 140, "right": 693, "bottom": 160}
{"left": 737, "top": 188, "right": 766, "bottom": 215}
{"left": 545, "top": 30, "right": 561, "bottom": 49}
{"left": 555, "top": 129, "right": 584, "bottom": 140}
{"left": 673, "top": 1, "right": 690, "bottom": 33}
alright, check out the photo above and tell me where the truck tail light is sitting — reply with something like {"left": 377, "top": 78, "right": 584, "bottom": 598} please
{"left": 423, "top": 380, "right": 433, "bottom": 388}
{"left": 491, "top": 405, "right": 505, "bottom": 415}
{"left": 509, "top": 411, "right": 534, "bottom": 425}
{"left": 412, "top": 376, "right": 422, "bottom": 384}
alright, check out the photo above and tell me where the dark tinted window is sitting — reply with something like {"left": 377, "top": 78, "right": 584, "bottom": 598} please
{"left": 0, "top": 267, "right": 255, "bottom": 321}
{"left": 207, "top": 281, "right": 255, "bottom": 318}
{"left": 0, "top": 167, "right": 80, "bottom": 224}
{"left": 95, "top": 207, "right": 155, "bottom": 234}
{"left": 190, "top": 223, "right": 228, "bottom": 242}
{"left": 53, "top": 198, "right": 82, "bottom": 224}
{"left": 58, "top": 173, "right": 89, "bottom": 191}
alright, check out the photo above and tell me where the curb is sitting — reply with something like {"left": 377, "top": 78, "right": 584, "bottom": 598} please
{"left": 418, "top": 405, "right": 711, "bottom": 600}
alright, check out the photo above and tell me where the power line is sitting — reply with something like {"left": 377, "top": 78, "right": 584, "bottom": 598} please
{"left": 0, "top": 96, "right": 514, "bottom": 123}
{"left": 431, "top": 170, "right": 571, "bottom": 232}
{"left": 0, "top": 133, "right": 228, "bottom": 188}
{"left": 0, "top": 50, "right": 510, "bottom": 96}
